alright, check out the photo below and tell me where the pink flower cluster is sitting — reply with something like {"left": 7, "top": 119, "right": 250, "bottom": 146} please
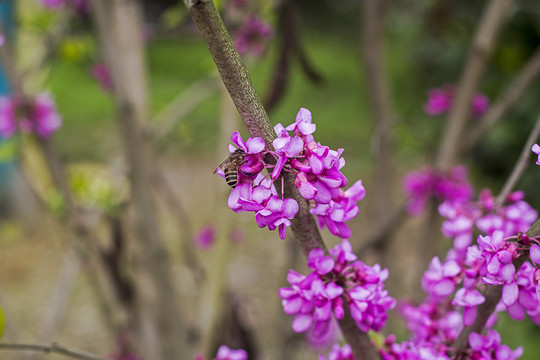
{"left": 195, "top": 345, "right": 247, "bottom": 360}
{"left": 532, "top": 143, "right": 540, "bottom": 165}
{"left": 233, "top": 15, "right": 273, "bottom": 58}
{"left": 440, "top": 189, "right": 537, "bottom": 263}
{"left": 424, "top": 84, "right": 489, "bottom": 118}
{"left": 379, "top": 328, "right": 521, "bottom": 360}
{"left": 0, "top": 93, "right": 62, "bottom": 139}
{"left": 319, "top": 344, "right": 354, "bottom": 360}
{"left": 403, "top": 165, "right": 473, "bottom": 215}
{"left": 220, "top": 108, "right": 366, "bottom": 239}
{"left": 279, "top": 240, "right": 395, "bottom": 337}
{"left": 467, "top": 330, "right": 523, "bottom": 360}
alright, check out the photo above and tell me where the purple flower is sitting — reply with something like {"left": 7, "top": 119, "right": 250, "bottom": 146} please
{"left": 0, "top": 96, "right": 16, "bottom": 138}
{"left": 319, "top": 344, "right": 354, "bottom": 360}
{"left": 280, "top": 240, "right": 394, "bottom": 336}
{"left": 230, "top": 131, "right": 265, "bottom": 155}
{"left": 194, "top": 224, "right": 216, "bottom": 250}
{"left": 452, "top": 288, "right": 485, "bottom": 326}
{"left": 533, "top": 143, "right": 540, "bottom": 166}
{"left": 424, "top": 84, "right": 490, "bottom": 119}
{"left": 471, "top": 93, "right": 489, "bottom": 118}
{"left": 422, "top": 257, "right": 462, "bottom": 299}
{"left": 255, "top": 196, "right": 299, "bottom": 239}
{"left": 306, "top": 318, "right": 340, "bottom": 351}
{"left": 217, "top": 108, "right": 365, "bottom": 240}
{"left": 30, "top": 92, "right": 63, "bottom": 139}
{"left": 233, "top": 15, "right": 273, "bottom": 58}
{"left": 310, "top": 180, "right": 366, "bottom": 239}
{"left": 214, "top": 345, "right": 247, "bottom": 360}
{"left": 91, "top": 63, "right": 113, "bottom": 91}
{"left": 424, "top": 85, "right": 453, "bottom": 116}
{"left": 468, "top": 330, "right": 522, "bottom": 360}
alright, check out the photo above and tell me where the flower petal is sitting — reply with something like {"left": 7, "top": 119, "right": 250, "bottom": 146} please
{"left": 530, "top": 244, "right": 540, "bottom": 265}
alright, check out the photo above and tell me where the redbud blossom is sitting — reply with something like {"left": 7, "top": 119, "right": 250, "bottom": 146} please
{"left": 279, "top": 240, "right": 395, "bottom": 337}
{"left": 216, "top": 108, "right": 365, "bottom": 240}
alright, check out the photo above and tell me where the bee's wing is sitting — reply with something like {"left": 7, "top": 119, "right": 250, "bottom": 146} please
{"left": 213, "top": 158, "right": 228, "bottom": 174}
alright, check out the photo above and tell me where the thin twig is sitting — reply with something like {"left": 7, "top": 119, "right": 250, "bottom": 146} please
{"left": 152, "top": 170, "right": 206, "bottom": 283}
{"left": 362, "top": 0, "right": 395, "bottom": 227}
{"left": 149, "top": 76, "right": 219, "bottom": 141}
{"left": 0, "top": 343, "right": 110, "bottom": 360}
{"left": 183, "top": 1, "right": 378, "bottom": 359}
{"left": 461, "top": 46, "right": 540, "bottom": 155}
{"left": 496, "top": 115, "right": 540, "bottom": 203}
{"left": 91, "top": 0, "right": 188, "bottom": 358}
{"left": 436, "top": 0, "right": 515, "bottom": 170}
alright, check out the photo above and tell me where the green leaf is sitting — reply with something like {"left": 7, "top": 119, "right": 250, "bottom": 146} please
{"left": 0, "top": 304, "right": 5, "bottom": 340}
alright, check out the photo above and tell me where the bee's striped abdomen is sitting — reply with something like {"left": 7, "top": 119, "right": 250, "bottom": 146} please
{"left": 225, "top": 170, "right": 238, "bottom": 188}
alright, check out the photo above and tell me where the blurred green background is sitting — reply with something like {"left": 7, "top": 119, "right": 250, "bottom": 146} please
{"left": 2, "top": 0, "right": 540, "bottom": 358}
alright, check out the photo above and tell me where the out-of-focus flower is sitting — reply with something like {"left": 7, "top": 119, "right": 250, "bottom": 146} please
{"left": 30, "top": 92, "right": 63, "bottom": 139}
{"left": 234, "top": 15, "right": 273, "bottom": 58}
{"left": 214, "top": 345, "right": 248, "bottom": 360}
{"left": 0, "top": 93, "right": 62, "bottom": 140}
{"left": 91, "top": 63, "right": 113, "bottom": 92}
{"left": 319, "top": 343, "right": 354, "bottom": 360}
{"left": 424, "top": 85, "right": 453, "bottom": 116}
{"left": 403, "top": 165, "right": 472, "bottom": 215}
{"left": 424, "top": 84, "right": 490, "bottom": 118}
{"left": 471, "top": 93, "right": 489, "bottom": 118}
{"left": 468, "top": 330, "right": 522, "bottom": 360}
{"left": 0, "top": 97, "right": 16, "bottom": 139}
{"left": 194, "top": 224, "right": 216, "bottom": 250}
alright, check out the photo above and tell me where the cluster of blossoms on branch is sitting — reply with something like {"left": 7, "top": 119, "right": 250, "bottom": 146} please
{"left": 375, "top": 184, "right": 539, "bottom": 359}
{"left": 279, "top": 240, "right": 395, "bottom": 337}
{"left": 0, "top": 92, "right": 62, "bottom": 140}
{"left": 217, "top": 108, "right": 366, "bottom": 239}
{"left": 424, "top": 84, "right": 489, "bottom": 118}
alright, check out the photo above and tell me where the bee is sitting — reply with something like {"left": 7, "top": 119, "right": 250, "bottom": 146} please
{"left": 214, "top": 148, "right": 246, "bottom": 188}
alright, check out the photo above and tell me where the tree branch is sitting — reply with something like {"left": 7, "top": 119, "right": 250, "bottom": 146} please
{"left": 436, "top": 0, "right": 514, "bottom": 170}
{"left": 0, "top": 343, "right": 110, "bottom": 360}
{"left": 362, "top": 0, "right": 394, "bottom": 225}
{"left": 496, "top": 115, "right": 540, "bottom": 203}
{"left": 183, "top": 1, "right": 378, "bottom": 359}
{"left": 91, "top": 0, "right": 188, "bottom": 358}
{"left": 461, "top": 46, "right": 540, "bottom": 155}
